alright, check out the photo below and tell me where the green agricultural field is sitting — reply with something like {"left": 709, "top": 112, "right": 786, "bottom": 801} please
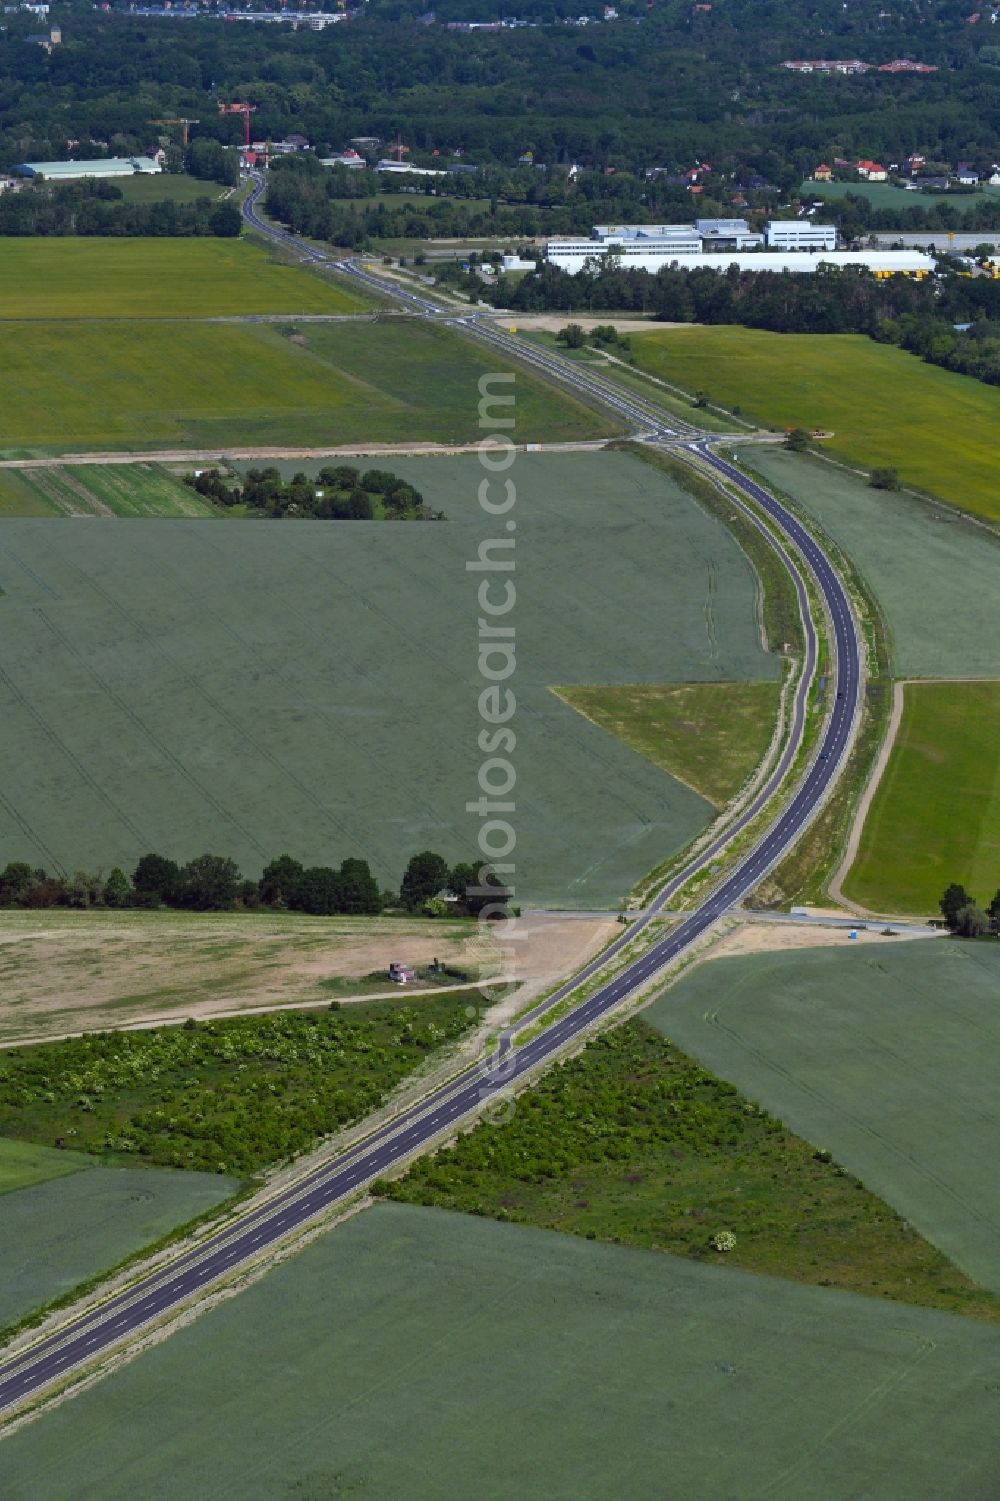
{"left": 2, "top": 1204, "right": 998, "bottom": 1500}
{"left": 114, "top": 173, "right": 228, "bottom": 204}
{"left": 0, "top": 1164, "right": 238, "bottom": 1330}
{"left": 0, "top": 990, "right": 480, "bottom": 1176}
{"left": 0, "top": 464, "right": 216, "bottom": 518}
{"left": 0, "top": 318, "right": 607, "bottom": 456}
{"left": 631, "top": 326, "right": 1000, "bottom": 523}
{"left": 802, "top": 178, "right": 1000, "bottom": 214}
{"left": 385, "top": 1020, "right": 995, "bottom": 1319}
{"left": 844, "top": 681, "right": 1000, "bottom": 913}
{"left": 649, "top": 939, "right": 1000, "bottom": 1296}
{"left": 0, "top": 451, "right": 778, "bottom": 906}
{"left": 740, "top": 446, "right": 1000, "bottom": 679}
{"left": 0, "top": 239, "right": 365, "bottom": 319}
{"left": 0, "top": 1137, "right": 86, "bottom": 1195}
{"left": 554, "top": 681, "right": 781, "bottom": 808}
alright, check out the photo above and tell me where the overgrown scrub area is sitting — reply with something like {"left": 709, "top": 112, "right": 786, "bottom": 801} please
{"left": 383, "top": 1021, "right": 1000, "bottom": 1321}
{"left": 615, "top": 443, "right": 803, "bottom": 655}
{"left": 0, "top": 991, "right": 483, "bottom": 1177}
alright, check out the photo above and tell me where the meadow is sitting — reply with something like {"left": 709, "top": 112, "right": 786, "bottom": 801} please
{"left": 740, "top": 446, "right": 1000, "bottom": 679}
{"left": 554, "top": 681, "right": 781, "bottom": 808}
{"left": 1, "top": 1203, "right": 997, "bottom": 1500}
{"left": 114, "top": 173, "right": 228, "bottom": 205}
{"left": 0, "top": 319, "right": 608, "bottom": 456}
{"left": 843, "top": 682, "right": 1000, "bottom": 913}
{"left": 0, "top": 1164, "right": 238, "bottom": 1330}
{"left": 0, "top": 239, "right": 365, "bottom": 319}
{"left": 650, "top": 939, "right": 1000, "bottom": 1295}
{"left": 0, "top": 464, "right": 216, "bottom": 518}
{"left": 631, "top": 326, "right": 1000, "bottom": 523}
{"left": 803, "top": 178, "right": 1000, "bottom": 214}
{"left": 0, "top": 451, "right": 778, "bottom": 906}
{"left": 384, "top": 1020, "right": 994, "bottom": 1319}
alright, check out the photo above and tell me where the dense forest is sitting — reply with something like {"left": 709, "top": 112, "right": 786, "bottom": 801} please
{"left": 3, "top": 3, "right": 1000, "bottom": 180}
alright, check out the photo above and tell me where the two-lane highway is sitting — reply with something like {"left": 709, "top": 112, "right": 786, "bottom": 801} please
{"left": 0, "top": 187, "right": 864, "bottom": 1423}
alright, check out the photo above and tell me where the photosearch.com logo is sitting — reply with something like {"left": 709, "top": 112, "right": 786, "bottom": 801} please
{"left": 465, "top": 372, "right": 523, "bottom": 1124}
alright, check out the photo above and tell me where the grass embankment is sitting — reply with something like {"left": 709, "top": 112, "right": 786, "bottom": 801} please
{"left": 554, "top": 681, "right": 781, "bottom": 808}
{"left": 0, "top": 318, "right": 610, "bottom": 455}
{"left": 0, "top": 1137, "right": 86, "bottom": 1195}
{"left": 844, "top": 681, "right": 1000, "bottom": 913}
{"left": 0, "top": 464, "right": 216, "bottom": 518}
{"left": 630, "top": 326, "right": 1000, "bottom": 524}
{"left": 0, "top": 239, "right": 365, "bottom": 319}
{"left": 383, "top": 1021, "right": 998, "bottom": 1320}
{"left": 650, "top": 940, "right": 1000, "bottom": 1297}
{"left": 0, "top": 991, "right": 482, "bottom": 1176}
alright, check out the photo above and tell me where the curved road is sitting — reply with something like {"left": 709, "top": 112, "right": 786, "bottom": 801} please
{"left": 0, "top": 187, "right": 863, "bottom": 1422}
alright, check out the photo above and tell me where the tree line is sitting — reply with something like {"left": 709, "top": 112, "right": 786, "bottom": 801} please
{"left": 939, "top": 883, "right": 1000, "bottom": 938}
{"left": 0, "top": 181, "right": 242, "bottom": 238}
{"left": 0, "top": 849, "right": 511, "bottom": 919}
{"left": 185, "top": 464, "right": 442, "bottom": 521}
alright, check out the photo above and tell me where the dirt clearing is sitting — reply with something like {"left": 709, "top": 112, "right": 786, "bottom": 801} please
{"left": 0, "top": 909, "right": 614, "bottom": 1046}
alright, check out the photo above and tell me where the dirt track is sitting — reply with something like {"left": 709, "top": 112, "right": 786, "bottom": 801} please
{"left": 0, "top": 439, "right": 605, "bottom": 471}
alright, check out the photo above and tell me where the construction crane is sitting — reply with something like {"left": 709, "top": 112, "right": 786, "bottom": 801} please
{"left": 149, "top": 117, "right": 200, "bottom": 147}
{"left": 217, "top": 101, "right": 257, "bottom": 149}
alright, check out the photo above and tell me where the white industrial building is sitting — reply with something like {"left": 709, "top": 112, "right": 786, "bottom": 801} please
{"left": 765, "top": 220, "right": 837, "bottom": 250}
{"left": 543, "top": 242, "right": 934, "bottom": 276}
{"left": 696, "top": 218, "right": 764, "bottom": 250}
{"left": 375, "top": 160, "right": 448, "bottom": 177}
{"left": 592, "top": 223, "right": 702, "bottom": 253}
{"left": 14, "top": 157, "right": 162, "bottom": 181}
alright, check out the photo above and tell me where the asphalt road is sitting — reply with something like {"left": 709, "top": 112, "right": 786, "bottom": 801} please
{"left": 0, "top": 187, "right": 863, "bottom": 1420}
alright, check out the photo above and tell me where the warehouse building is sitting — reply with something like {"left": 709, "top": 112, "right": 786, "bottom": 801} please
{"left": 14, "top": 157, "right": 162, "bottom": 181}
{"left": 765, "top": 220, "right": 837, "bottom": 250}
{"left": 543, "top": 242, "right": 934, "bottom": 276}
